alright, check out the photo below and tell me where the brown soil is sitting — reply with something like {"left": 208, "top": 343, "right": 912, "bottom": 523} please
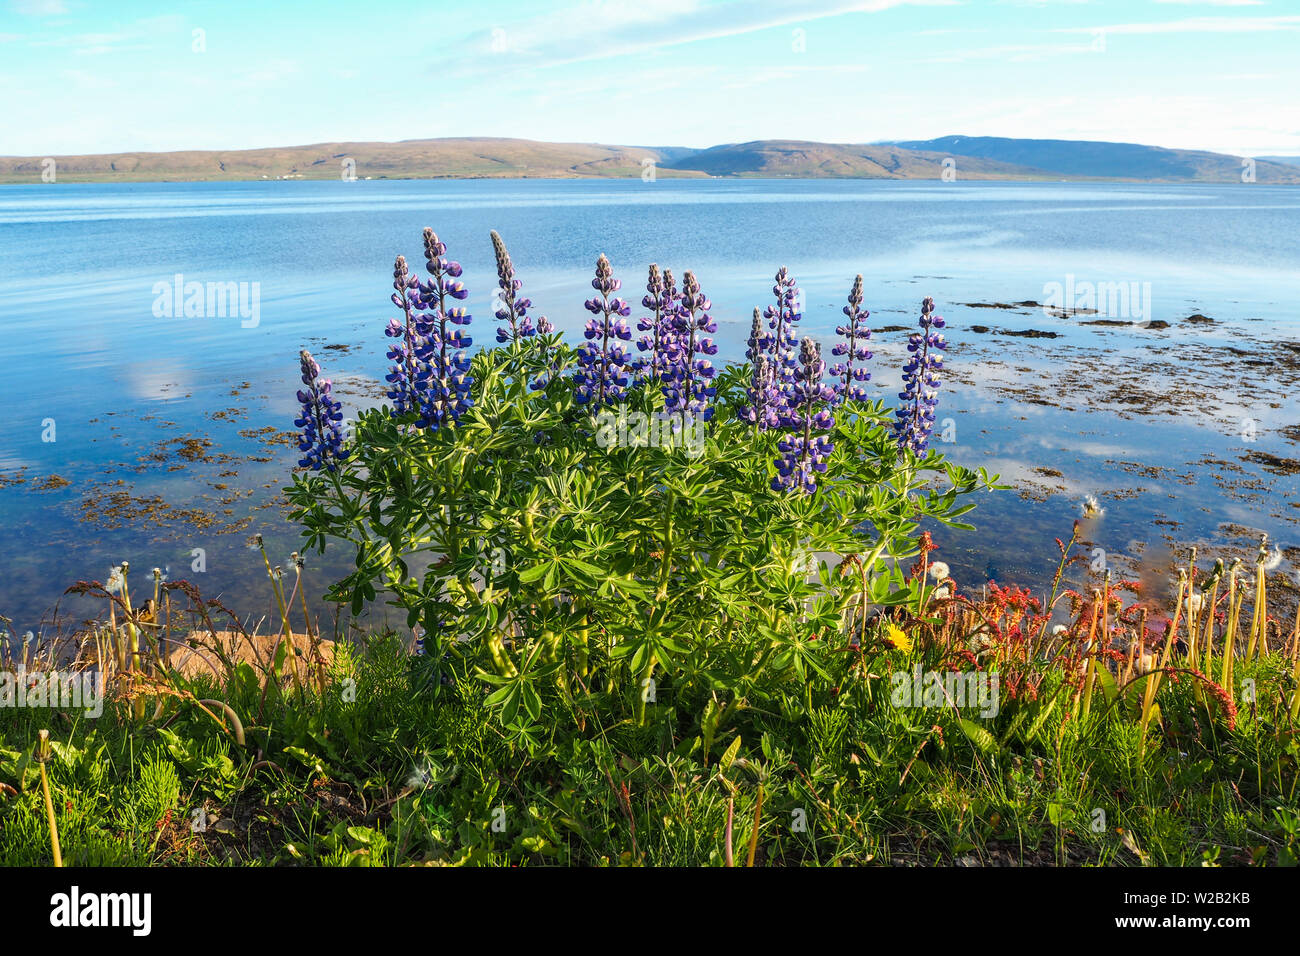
{"left": 166, "top": 629, "right": 336, "bottom": 683}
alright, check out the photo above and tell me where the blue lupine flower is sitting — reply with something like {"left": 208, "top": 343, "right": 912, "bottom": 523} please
{"left": 893, "top": 296, "right": 947, "bottom": 454}
{"left": 294, "top": 349, "right": 349, "bottom": 471}
{"left": 740, "top": 308, "right": 780, "bottom": 429}
{"left": 575, "top": 253, "right": 632, "bottom": 407}
{"left": 411, "top": 228, "right": 473, "bottom": 429}
{"left": 662, "top": 270, "right": 718, "bottom": 423}
{"left": 763, "top": 266, "right": 802, "bottom": 385}
{"left": 384, "top": 254, "right": 426, "bottom": 416}
{"left": 773, "top": 337, "right": 835, "bottom": 494}
{"left": 830, "top": 274, "right": 873, "bottom": 403}
{"left": 529, "top": 312, "right": 559, "bottom": 391}
{"left": 490, "top": 230, "right": 541, "bottom": 344}
{"left": 635, "top": 264, "right": 678, "bottom": 384}
{"left": 657, "top": 268, "right": 684, "bottom": 374}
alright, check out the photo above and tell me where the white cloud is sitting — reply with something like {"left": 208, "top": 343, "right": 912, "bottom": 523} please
{"left": 1058, "top": 15, "right": 1300, "bottom": 34}
{"left": 918, "top": 41, "right": 1097, "bottom": 63}
{"left": 9, "top": 0, "right": 68, "bottom": 14}
{"left": 456, "top": 0, "right": 957, "bottom": 73}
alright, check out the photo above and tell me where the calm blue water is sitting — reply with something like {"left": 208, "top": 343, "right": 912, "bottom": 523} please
{"left": 1, "top": 178, "right": 1297, "bottom": 636}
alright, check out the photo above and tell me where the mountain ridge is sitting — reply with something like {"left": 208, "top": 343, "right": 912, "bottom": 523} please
{"left": 2, "top": 135, "right": 1297, "bottom": 184}
{"left": 883, "top": 135, "right": 1299, "bottom": 183}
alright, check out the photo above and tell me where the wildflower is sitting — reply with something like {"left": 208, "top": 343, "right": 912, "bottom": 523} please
{"left": 892, "top": 297, "right": 946, "bottom": 454}
{"left": 928, "top": 562, "right": 950, "bottom": 582}
{"left": 383, "top": 254, "right": 425, "bottom": 416}
{"left": 772, "top": 337, "right": 835, "bottom": 494}
{"left": 746, "top": 305, "right": 772, "bottom": 362}
{"left": 831, "top": 274, "right": 872, "bottom": 403}
{"left": 740, "top": 309, "right": 780, "bottom": 429}
{"left": 660, "top": 270, "right": 681, "bottom": 361}
{"left": 410, "top": 228, "right": 474, "bottom": 429}
{"left": 635, "top": 264, "right": 678, "bottom": 384}
{"left": 294, "top": 349, "right": 349, "bottom": 471}
{"left": 575, "top": 254, "right": 632, "bottom": 407}
{"left": 884, "top": 622, "right": 913, "bottom": 654}
{"left": 662, "top": 270, "right": 718, "bottom": 422}
{"left": 489, "top": 230, "right": 539, "bottom": 343}
{"left": 1081, "top": 494, "right": 1105, "bottom": 519}
{"left": 529, "top": 314, "right": 559, "bottom": 391}
{"left": 763, "top": 266, "right": 802, "bottom": 386}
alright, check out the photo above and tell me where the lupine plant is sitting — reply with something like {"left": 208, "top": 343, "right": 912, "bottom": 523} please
{"left": 490, "top": 230, "right": 541, "bottom": 343}
{"left": 575, "top": 254, "right": 632, "bottom": 407}
{"left": 383, "top": 255, "right": 424, "bottom": 416}
{"left": 773, "top": 338, "right": 835, "bottom": 494}
{"left": 893, "top": 296, "right": 947, "bottom": 454}
{"left": 634, "top": 264, "right": 677, "bottom": 384}
{"left": 831, "top": 274, "right": 872, "bottom": 403}
{"left": 294, "top": 350, "right": 348, "bottom": 471}
{"left": 741, "top": 308, "right": 780, "bottom": 429}
{"left": 763, "top": 266, "right": 802, "bottom": 389}
{"left": 287, "top": 228, "right": 998, "bottom": 746}
{"left": 662, "top": 270, "right": 718, "bottom": 422}
{"left": 412, "top": 228, "right": 474, "bottom": 430}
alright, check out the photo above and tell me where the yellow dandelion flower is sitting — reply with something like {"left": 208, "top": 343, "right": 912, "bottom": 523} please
{"left": 885, "top": 623, "right": 913, "bottom": 654}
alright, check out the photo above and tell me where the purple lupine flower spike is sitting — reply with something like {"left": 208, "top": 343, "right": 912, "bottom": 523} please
{"left": 656, "top": 268, "right": 683, "bottom": 377}
{"left": 384, "top": 254, "right": 427, "bottom": 416}
{"left": 294, "top": 349, "right": 349, "bottom": 471}
{"left": 635, "top": 264, "right": 677, "bottom": 384}
{"left": 411, "top": 227, "right": 474, "bottom": 429}
{"left": 893, "top": 296, "right": 947, "bottom": 454}
{"left": 741, "top": 308, "right": 779, "bottom": 428}
{"left": 575, "top": 254, "right": 632, "bottom": 407}
{"left": 530, "top": 315, "right": 558, "bottom": 390}
{"left": 772, "top": 337, "right": 835, "bottom": 494}
{"left": 662, "top": 270, "right": 717, "bottom": 423}
{"left": 763, "top": 266, "right": 802, "bottom": 386}
{"left": 490, "top": 230, "right": 538, "bottom": 344}
{"left": 830, "top": 274, "right": 873, "bottom": 403}
{"left": 529, "top": 312, "right": 558, "bottom": 391}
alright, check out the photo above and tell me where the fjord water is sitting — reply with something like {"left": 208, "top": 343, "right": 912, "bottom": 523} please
{"left": 1, "top": 178, "right": 1297, "bottom": 635}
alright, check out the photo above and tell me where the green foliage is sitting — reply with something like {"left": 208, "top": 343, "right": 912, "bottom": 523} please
{"left": 287, "top": 337, "right": 999, "bottom": 749}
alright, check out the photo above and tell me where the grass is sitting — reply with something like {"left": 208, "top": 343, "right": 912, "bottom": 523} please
{"left": 2, "top": 537, "right": 1298, "bottom": 867}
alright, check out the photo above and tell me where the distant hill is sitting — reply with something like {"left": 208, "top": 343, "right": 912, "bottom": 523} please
{"left": 0, "top": 138, "right": 707, "bottom": 184}
{"left": 660, "top": 140, "right": 1052, "bottom": 180}
{"left": 885, "top": 135, "right": 1300, "bottom": 183}
{"left": 2, "top": 135, "right": 1298, "bottom": 184}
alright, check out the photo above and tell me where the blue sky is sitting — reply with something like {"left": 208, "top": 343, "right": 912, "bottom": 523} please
{"left": 2, "top": 0, "right": 1297, "bottom": 156}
